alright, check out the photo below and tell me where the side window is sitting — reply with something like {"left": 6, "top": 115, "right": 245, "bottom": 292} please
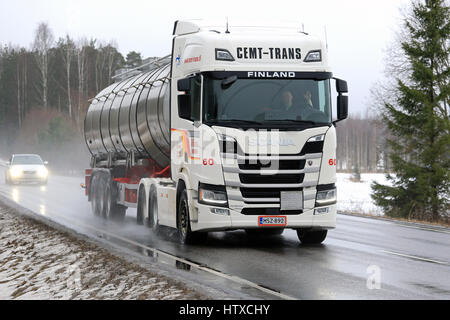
{"left": 190, "top": 75, "right": 201, "bottom": 122}
{"left": 318, "top": 81, "right": 326, "bottom": 113}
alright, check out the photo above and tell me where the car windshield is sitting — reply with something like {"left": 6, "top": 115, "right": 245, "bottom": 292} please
{"left": 12, "top": 155, "right": 43, "bottom": 165}
{"left": 203, "top": 76, "right": 332, "bottom": 127}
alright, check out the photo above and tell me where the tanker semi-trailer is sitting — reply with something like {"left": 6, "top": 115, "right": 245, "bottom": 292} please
{"left": 83, "top": 20, "right": 348, "bottom": 244}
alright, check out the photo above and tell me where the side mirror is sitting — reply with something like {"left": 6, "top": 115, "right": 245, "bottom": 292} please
{"left": 177, "top": 78, "right": 191, "bottom": 92}
{"left": 333, "top": 78, "right": 348, "bottom": 124}
{"left": 178, "top": 95, "right": 192, "bottom": 120}
{"left": 44, "top": 161, "right": 49, "bottom": 165}
{"left": 337, "top": 95, "right": 348, "bottom": 121}
{"left": 6, "top": 161, "right": 10, "bottom": 166}
{"left": 335, "top": 78, "right": 348, "bottom": 94}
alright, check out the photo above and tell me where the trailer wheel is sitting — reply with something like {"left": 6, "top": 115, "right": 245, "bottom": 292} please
{"left": 177, "top": 189, "right": 207, "bottom": 244}
{"left": 104, "top": 180, "right": 126, "bottom": 222}
{"left": 90, "top": 175, "right": 102, "bottom": 216}
{"left": 148, "top": 188, "right": 160, "bottom": 234}
{"left": 296, "top": 229, "right": 328, "bottom": 245}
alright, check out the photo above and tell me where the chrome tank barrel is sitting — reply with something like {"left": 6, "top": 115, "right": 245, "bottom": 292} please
{"left": 84, "top": 64, "right": 171, "bottom": 168}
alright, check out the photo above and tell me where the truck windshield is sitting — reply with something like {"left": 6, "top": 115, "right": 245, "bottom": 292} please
{"left": 203, "top": 76, "right": 332, "bottom": 127}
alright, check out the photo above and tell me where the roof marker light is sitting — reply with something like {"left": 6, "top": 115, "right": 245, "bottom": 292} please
{"left": 216, "top": 49, "right": 235, "bottom": 61}
{"left": 304, "top": 50, "right": 322, "bottom": 62}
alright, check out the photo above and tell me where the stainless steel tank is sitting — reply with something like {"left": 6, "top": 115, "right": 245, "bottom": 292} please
{"left": 84, "top": 63, "right": 171, "bottom": 168}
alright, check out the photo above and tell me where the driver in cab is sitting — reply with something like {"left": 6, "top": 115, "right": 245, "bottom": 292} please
{"left": 278, "top": 90, "right": 316, "bottom": 120}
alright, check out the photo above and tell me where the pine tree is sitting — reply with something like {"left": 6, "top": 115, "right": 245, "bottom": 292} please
{"left": 371, "top": 0, "right": 450, "bottom": 222}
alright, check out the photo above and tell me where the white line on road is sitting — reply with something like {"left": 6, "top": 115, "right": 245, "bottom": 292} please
{"left": 380, "top": 250, "right": 449, "bottom": 266}
{"left": 396, "top": 224, "right": 450, "bottom": 235}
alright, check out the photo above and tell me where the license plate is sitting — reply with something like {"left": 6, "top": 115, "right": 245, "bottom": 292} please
{"left": 258, "top": 216, "right": 287, "bottom": 227}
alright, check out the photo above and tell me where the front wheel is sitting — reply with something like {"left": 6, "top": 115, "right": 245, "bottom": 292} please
{"left": 296, "top": 229, "right": 328, "bottom": 244}
{"left": 177, "top": 189, "right": 207, "bottom": 244}
{"left": 148, "top": 188, "right": 160, "bottom": 234}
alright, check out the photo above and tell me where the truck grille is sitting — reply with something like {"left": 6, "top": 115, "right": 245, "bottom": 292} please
{"left": 238, "top": 159, "right": 305, "bottom": 170}
{"left": 240, "top": 187, "right": 304, "bottom": 199}
{"left": 222, "top": 139, "right": 324, "bottom": 215}
{"left": 239, "top": 174, "right": 304, "bottom": 184}
{"left": 241, "top": 208, "right": 303, "bottom": 215}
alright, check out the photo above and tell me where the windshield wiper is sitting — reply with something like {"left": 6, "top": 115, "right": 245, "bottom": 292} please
{"left": 271, "top": 119, "right": 322, "bottom": 125}
{"left": 208, "top": 119, "right": 263, "bottom": 125}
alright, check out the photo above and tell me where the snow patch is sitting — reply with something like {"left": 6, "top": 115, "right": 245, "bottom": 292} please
{"left": 336, "top": 173, "right": 392, "bottom": 216}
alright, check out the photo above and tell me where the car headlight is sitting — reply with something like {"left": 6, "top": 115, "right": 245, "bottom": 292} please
{"left": 10, "top": 167, "right": 22, "bottom": 178}
{"left": 316, "top": 188, "right": 337, "bottom": 206}
{"left": 37, "top": 167, "right": 48, "bottom": 178}
{"left": 198, "top": 183, "right": 228, "bottom": 207}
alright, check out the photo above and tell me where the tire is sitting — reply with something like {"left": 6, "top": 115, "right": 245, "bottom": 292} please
{"left": 148, "top": 188, "right": 160, "bottom": 234}
{"left": 245, "top": 228, "right": 284, "bottom": 236}
{"left": 103, "top": 179, "right": 126, "bottom": 222}
{"left": 177, "top": 189, "right": 207, "bottom": 244}
{"left": 90, "top": 175, "right": 102, "bottom": 216}
{"left": 296, "top": 229, "right": 328, "bottom": 244}
{"left": 137, "top": 186, "right": 146, "bottom": 225}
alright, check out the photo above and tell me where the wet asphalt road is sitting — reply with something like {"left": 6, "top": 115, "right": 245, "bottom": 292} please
{"left": 0, "top": 174, "right": 449, "bottom": 299}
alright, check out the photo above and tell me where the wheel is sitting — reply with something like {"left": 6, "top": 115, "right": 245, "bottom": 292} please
{"left": 103, "top": 179, "right": 126, "bottom": 222}
{"left": 296, "top": 229, "right": 328, "bottom": 244}
{"left": 148, "top": 188, "right": 160, "bottom": 234}
{"left": 90, "top": 175, "right": 102, "bottom": 216}
{"left": 137, "top": 186, "right": 146, "bottom": 225}
{"left": 177, "top": 189, "right": 207, "bottom": 244}
{"left": 245, "top": 228, "right": 284, "bottom": 236}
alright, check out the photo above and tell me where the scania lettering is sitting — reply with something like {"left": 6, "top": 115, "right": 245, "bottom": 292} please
{"left": 83, "top": 20, "right": 349, "bottom": 244}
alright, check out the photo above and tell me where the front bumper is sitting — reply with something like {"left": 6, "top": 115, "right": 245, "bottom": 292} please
{"left": 191, "top": 201, "right": 336, "bottom": 232}
{"left": 9, "top": 174, "right": 47, "bottom": 184}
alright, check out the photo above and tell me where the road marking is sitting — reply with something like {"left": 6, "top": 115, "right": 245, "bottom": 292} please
{"left": 396, "top": 224, "right": 450, "bottom": 235}
{"left": 339, "top": 212, "right": 450, "bottom": 234}
{"left": 380, "top": 250, "right": 449, "bottom": 266}
{"left": 0, "top": 193, "right": 296, "bottom": 300}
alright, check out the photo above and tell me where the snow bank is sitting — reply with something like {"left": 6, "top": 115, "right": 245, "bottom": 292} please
{"left": 336, "top": 173, "right": 392, "bottom": 216}
{"left": 0, "top": 206, "right": 207, "bottom": 300}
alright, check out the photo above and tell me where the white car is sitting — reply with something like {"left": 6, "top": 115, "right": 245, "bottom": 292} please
{"left": 5, "top": 154, "right": 49, "bottom": 185}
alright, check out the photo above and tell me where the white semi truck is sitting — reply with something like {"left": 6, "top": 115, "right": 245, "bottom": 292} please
{"left": 83, "top": 20, "right": 348, "bottom": 244}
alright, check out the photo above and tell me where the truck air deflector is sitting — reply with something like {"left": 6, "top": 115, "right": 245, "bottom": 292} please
{"left": 203, "top": 71, "right": 333, "bottom": 80}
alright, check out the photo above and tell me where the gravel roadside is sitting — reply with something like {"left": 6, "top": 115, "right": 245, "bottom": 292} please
{"left": 0, "top": 205, "right": 208, "bottom": 300}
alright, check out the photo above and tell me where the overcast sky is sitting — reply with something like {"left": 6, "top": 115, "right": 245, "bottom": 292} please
{"left": 0, "top": 0, "right": 411, "bottom": 115}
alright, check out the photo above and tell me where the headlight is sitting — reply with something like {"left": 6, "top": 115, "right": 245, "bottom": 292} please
{"left": 37, "top": 167, "right": 48, "bottom": 178}
{"left": 307, "top": 134, "right": 325, "bottom": 142}
{"left": 198, "top": 183, "right": 228, "bottom": 207}
{"left": 316, "top": 188, "right": 337, "bottom": 206}
{"left": 10, "top": 167, "right": 22, "bottom": 178}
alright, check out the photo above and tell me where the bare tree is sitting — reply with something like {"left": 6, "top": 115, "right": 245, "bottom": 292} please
{"left": 61, "top": 35, "right": 75, "bottom": 119}
{"left": 33, "top": 22, "right": 54, "bottom": 109}
{"left": 76, "top": 38, "right": 88, "bottom": 128}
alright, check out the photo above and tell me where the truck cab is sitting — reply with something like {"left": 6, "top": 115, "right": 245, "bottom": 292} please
{"left": 142, "top": 20, "right": 348, "bottom": 243}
